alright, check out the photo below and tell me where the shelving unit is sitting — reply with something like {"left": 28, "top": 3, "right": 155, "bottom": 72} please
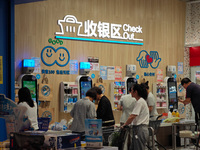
{"left": 110, "top": 81, "right": 126, "bottom": 110}
{"left": 60, "top": 82, "right": 78, "bottom": 113}
{"left": 153, "top": 83, "right": 168, "bottom": 110}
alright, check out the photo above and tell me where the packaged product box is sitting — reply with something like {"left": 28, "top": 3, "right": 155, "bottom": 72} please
{"left": 44, "top": 133, "right": 81, "bottom": 149}
{"left": 85, "top": 119, "right": 103, "bottom": 148}
{"left": 10, "top": 132, "right": 46, "bottom": 150}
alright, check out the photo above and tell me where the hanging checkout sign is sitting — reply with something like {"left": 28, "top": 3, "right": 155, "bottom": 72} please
{"left": 55, "top": 15, "right": 144, "bottom": 46}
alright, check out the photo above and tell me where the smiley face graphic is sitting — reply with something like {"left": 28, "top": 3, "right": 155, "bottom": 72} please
{"left": 41, "top": 46, "right": 56, "bottom": 66}
{"left": 41, "top": 46, "right": 70, "bottom": 67}
{"left": 56, "top": 48, "right": 70, "bottom": 66}
{"left": 46, "top": 49, "right": 53, "bottom": 57}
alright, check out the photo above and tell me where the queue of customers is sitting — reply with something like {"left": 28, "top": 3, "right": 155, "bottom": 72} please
{"left": 70, "top": 82, "right": 157, "bottom": 149}
{"left": 16, "top": 77, "right": 200, "bottom": 149}
{"left": 16, "top": 81, "right": 157, "bottom": 149}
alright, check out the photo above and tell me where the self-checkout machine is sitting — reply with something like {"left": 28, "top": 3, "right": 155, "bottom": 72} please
{"left": 76, "top": 62, "right": 102, "bottom": 148}
{"left": 124, "top": 64, "right": 137, "bottom": 94}
{"left": 17, "top": 59, "right": 44, "bottom": 130}
{"left": 163, "top": 66, "right": 181, "bottom": 146}
{"left": 60, "top": 62, "right": 92, "bottom": 113}
{"left": 18, "top": 59, "right": 38, "bottom": 104}
{"left": 164, "top": 65, "right": 178, "bottom": 112}
{"left": 75, "top": 62, "right": 93, "bottom": 100}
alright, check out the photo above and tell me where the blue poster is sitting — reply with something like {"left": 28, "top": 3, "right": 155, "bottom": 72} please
{"left": 178, "top": 62, "right": 183, "bottom": 74}
{"left": 69, "top": 60, "right": 78, "bottom": 74}
{"left": 100, "top": 66, "right": 107, "bottom": 80}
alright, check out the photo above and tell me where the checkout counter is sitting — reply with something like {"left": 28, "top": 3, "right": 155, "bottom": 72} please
{"left": 157, "top": 119, "right": 198, "bottom": 150}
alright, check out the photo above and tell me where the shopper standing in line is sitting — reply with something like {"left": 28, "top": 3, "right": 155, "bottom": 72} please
{"left": 92, "top": 86, "right": 115, "bottom": 145}
{"left": 92, "top": 86, "right": 115, "bottom": 126}
{"left": 179, "top": 78, "right": 200, "bottom": 126}
{"left": 18, "top": 87, "right": 39, "bottom": 130}
{"left": 141, "top": 81, "right": 158, "bottom": 120}
{"left": 117, "top": 87, "right": 136, "bottom": 126}
{"left": 122, "top": 84, "right": 149, "bottom": 150}
{"left": 70, "top": 88, "right": 96, "bottom": 140}
{"left": 117, "top": 87, "right": 136, "bottom": 150}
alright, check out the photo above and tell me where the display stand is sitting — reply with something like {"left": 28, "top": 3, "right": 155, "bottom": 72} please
{"left": 110, "top": 81, "right": 126, "bottom": 110}
{"left": 60, "top": 82, "right": 78, "bottom": 113}
{"left": 153, "top": 83, "right": 168, "bottom": 109}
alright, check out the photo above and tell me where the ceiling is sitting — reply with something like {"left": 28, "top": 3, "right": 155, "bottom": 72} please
{"left": 15, "top": 0, "right": 45, "bottom": 5}
{"left": 15, "top": 0, "right": 200, "bottom": 5}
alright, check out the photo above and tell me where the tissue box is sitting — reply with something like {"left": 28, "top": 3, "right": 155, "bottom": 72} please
{"left": 44, "top": 133, "right": 81, "bottom": 149}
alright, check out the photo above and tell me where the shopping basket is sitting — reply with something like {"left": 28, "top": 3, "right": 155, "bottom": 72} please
{"left": 108, "top": 125, "right": 131, "bottom": 150}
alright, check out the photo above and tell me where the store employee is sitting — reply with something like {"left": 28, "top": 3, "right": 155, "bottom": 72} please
{"left": 122, "top": 84, "right": 149, "bottom": 150}
{"left": 141, "top": 81, "right": 158, "bottom": 120}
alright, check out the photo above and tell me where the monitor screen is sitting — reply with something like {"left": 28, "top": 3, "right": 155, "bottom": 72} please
{"left": 114, "top": 81, "right": 121, "bottom": 86}
{"left": 127, "top": 78, "right": 137, "bottom": 94}
{"left": 80, "top": 62, "right": 90, "bottom": 69}
{"left": 168, "top": 82, "right": 177, "bottom": 100}
{"left": 23, "top": 80, "right": 37, "bottom": 102}
{"left": 127, "top": 82, "right": 135, "bottom": 92}
{"left": 80, "top": 81, "right": 92, "bottom": 99}
{"left": 23, "top": 59, "right": 35, "bottom": 67}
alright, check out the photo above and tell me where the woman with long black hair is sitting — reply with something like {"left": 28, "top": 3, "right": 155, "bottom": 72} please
{"left": 18, "top": 87, "right": 39, "bottom": 130}
{"left": 122, "top": 84, "right": 149, "bottom": 150}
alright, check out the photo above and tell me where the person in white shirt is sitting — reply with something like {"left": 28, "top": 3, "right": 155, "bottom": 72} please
{"left": 117, "top": 87, "right": 136, "bottom": 126}
{"left": 141, "top": 81, "right": 158, "bottom": 120}
{"left": 18, "top": 87, "right": 39, "bottom": 130}
{"left": 122, "top": 84, "right": 149, "bottom": 150}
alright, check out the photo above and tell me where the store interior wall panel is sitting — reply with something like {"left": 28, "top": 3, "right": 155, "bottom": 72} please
{"left": 15, "top": 0, "right": 186, "bottom": 123}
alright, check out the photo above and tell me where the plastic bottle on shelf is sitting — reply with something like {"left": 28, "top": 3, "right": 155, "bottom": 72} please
{"left": 168, "top": 110, "right": 172, "bottom": 118}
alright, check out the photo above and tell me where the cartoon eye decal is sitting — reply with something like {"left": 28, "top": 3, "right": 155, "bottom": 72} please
{"left": 46, "top": 49, "right": 53, "bottom": 57}
{"left": 59, "top": 53, "right": 65, "bottom": 61}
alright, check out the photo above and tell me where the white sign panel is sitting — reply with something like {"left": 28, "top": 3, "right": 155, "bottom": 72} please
{"left": 55, "top": 15, "right": 143, "bottom": 43}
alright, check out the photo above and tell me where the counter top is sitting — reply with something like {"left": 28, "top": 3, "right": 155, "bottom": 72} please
{"left": 160, "top": 119, "right": 195, "bottom": 127}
